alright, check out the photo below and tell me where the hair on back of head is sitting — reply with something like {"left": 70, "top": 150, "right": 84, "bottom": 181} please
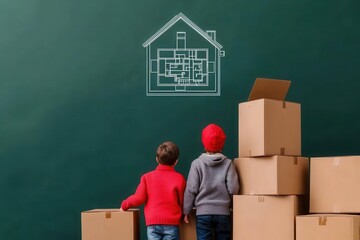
{"left": 156, "top": 141, "right": 179, "bottom": 166}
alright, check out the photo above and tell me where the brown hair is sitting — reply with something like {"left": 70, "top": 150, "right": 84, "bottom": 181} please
{"left": 156, "top": 141, "right": 179, "bottom": 166}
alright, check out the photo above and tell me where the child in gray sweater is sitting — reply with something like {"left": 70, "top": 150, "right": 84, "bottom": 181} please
{"left": 183, "top": 123, "right": 239, "bottom": 240}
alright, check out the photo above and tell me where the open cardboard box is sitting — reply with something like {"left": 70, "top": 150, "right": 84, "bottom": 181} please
{"left": 238, "top": 78, "right": 301, "bottom": 157}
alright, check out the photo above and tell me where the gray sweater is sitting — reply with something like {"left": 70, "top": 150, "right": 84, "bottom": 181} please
{"left": 183, "top": 153, "right": 240, "bottom": 216}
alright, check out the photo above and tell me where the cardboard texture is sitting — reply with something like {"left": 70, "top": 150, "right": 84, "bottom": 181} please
{"left": 81, "top": 209, "right": 139, "bottom": 240}
{"left": 310, "top": 156, "right": 360, "bottom": 213}
{"left": 238, "top": 78, "right": 301, "bottom": 157}
{"left": 296, "top": 214, "right": 360, "bottom": 240}
{"left": 233, "top": 195, "right": 303, "bottom": 240}
{"left": 234, "top": 156, "right": 309, "bottom": 195}
{"left": 180, "top": 209, "right": 196, "bottom": 240}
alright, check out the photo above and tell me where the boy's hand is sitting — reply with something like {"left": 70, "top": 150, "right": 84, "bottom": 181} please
{"left": 184, "top": 214, "right": 189, "bottom": 223}
{"left": 120, "top": 207, "right": 124, "bottom": 211}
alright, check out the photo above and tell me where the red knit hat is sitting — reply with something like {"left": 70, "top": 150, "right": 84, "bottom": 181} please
{"left": 202, "top": 124, "right": 226, "bottom": 152}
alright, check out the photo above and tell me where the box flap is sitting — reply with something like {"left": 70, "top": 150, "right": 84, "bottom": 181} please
{"left": 248, "top": 78, "right": 291, "bottom": 101}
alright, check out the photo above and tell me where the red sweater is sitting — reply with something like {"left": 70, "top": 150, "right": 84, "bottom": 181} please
{"left": 121, "top": 165, "right": 186, "bottom": 226}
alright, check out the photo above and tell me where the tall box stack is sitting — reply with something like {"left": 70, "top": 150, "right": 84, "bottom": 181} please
{"left": 233, "top": 78, "right": 309, "bottom": 240}
{"left": 296, "top": 156, "right": 360, "bottom": 240}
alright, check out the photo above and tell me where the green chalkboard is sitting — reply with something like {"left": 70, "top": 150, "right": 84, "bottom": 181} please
{"left": 0, "top": 0, "right": 359, "bottom": 239}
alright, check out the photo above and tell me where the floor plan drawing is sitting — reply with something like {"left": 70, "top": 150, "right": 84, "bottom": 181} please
{"left": 143, "top": 13, "right": 225, "bottom": 96}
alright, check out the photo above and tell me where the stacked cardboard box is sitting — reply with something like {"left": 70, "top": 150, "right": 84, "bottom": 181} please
{"left": 296, "top": 214, "right": 360, "bottom": 240}
{"left": 233, "top": 78, "right": 309, "bottom": 240}
{"left": 295, "top": 156, "right": 360, "bottom": 240}
{"left": 233, "top": 195, "right": 303, "bottom": 240}
{"left": 309, "top": 156, "right": 360, "bottom": 213}
{"left": 238, "top": 78, "right": 301, "bottom": 157}
{"left": 234, "top": 156, "right": 308, "bottom": 195}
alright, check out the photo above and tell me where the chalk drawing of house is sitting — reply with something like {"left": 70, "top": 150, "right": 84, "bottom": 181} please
{"left": 143, "top": 12, "right": 225, "bottom": 96}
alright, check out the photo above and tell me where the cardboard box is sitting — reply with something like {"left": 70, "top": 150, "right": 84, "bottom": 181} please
{"left": 179, "top": 208, "right": 196, "bottom": 240}
{"left": 233, "top": 195, "right": 303, "bottom": 240}
{"left": 310, "top": 156, "right": 360, "bottom": 213}
{"left": 234, "top": 156, "right": 309, "bottom": 195}
{"left": 238, "top": 78, "right": 301, "bottom": 157}
{"left": 296, "top": 214, "right": 360, "bottom": 240}
{"left": 81, "top": 209, "right": 139, "bottom": 240}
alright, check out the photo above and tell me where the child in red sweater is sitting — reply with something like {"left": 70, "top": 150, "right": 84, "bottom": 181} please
{"left": 121, "top": 141, "right": 186, "bottom": 240}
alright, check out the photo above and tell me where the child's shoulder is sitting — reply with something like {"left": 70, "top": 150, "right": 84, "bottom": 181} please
{"left": 174, "top": 170, "right": 186, "bottom": 179}
{"left": 191, "top": 156, "right": 203, "bottom": 165}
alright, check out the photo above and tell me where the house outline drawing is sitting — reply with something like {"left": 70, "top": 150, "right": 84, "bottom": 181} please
{"left": 143, "top": 12, "right": 225, "bottom": 96}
